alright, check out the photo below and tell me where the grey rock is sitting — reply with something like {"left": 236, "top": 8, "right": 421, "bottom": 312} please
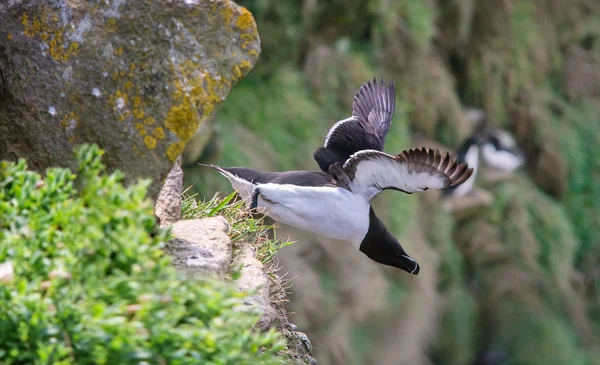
{"left": 233, "top": 244, "right": 279, "bottom": 330}
{"left": 155, "top": 155, "right": 182, "bottom": 227}
{"left": 165, "top": 217, "right": 232, "bottom": 278}
{"left": 0, "top": 0, "right": 260, "bottom": 197}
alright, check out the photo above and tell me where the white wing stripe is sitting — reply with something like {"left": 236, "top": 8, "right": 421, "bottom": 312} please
{"left": 324, "top": 116, "right": 358, "bottom": 147}
{"left": 344, "top": 149, "right": 385, "bottom": 168}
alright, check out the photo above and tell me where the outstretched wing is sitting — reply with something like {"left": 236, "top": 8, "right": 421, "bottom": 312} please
{"left": 313, "top": 77, "right": 396, "bottom": 172}
{"left": 342, "top": 147, "right": 473, "bottom": 202}
{"left": 352, "top": 76, "right": 395, "bottom": 141}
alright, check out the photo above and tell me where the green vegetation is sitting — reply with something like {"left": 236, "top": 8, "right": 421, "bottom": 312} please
{"left": 181, "top": 191, "right": 294, "bottom": 266}
{"left": 0, "top": 145, "right": 285, "bottom": 365}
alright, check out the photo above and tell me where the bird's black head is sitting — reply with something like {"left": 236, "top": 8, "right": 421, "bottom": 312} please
{"left": 359, "top": 208, "right": 420, "bottom": 275}
{"left": 364, "top": 245, "right": 420, "bottom": 275}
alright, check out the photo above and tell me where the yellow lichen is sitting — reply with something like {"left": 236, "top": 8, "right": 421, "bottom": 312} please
{"left": 106, "top": 18, "right": 117, "bottom": 32}
{"left": 133, "top": 108, "right": 144, "bottom": 119}
{"left": 164, "top": 61, "right": 227, "bottom": 160}
{"left": 117, "top": 110, "right": 131, "bottom": 122}
{"left": 60, "top": 111, "right": 74, "bottom": 125}
{"left": 232, "top": 65, "right": 242, "bottom": 79}
{"left": 220, "top": 6, "right": 234, "bottom": 27}
{"left": 7, "top": 34, "right": 12, "bottom": 40}
{"left": 144, "top": 135, "right": 157, "bottom": 149}
{"left": 153, "top": 127, "right": 165, "bottom": 139}
{"left": 248, "top": 49, "right": 259, "bottom": 57}
{"left": 110, "top": 90, "right": 128, "bottom": 108}
{"left": 60, "top": 111, "right": 79, "bottom": 143}
{"left": 239, "top": 60, "right": 253, "bottom": 69}
{"left": 234, "top": 8, "right": 255, "bottom": 31}
{"left": 21, "top": 9, "right": 79, "bottom": 61}
{"left": 230, "top": 60, "right": 254, "bottom": 82}
{"left": 107, "top": 62, "right": 154, "bottom": 140}
{"left": 115, "top": 47, "right": 124, "bottom": 56}
{"left": 165, "top": 100, "right": 199, "bottom": 140}
{"left": 166, "top": 141, "right": 185, "bottom": 161}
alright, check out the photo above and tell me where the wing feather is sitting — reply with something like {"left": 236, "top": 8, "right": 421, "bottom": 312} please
{"left": 353, "top": 77, "right": 395, "bottom": 141}
{"left": 313, "top": 77, "right": 396, "bottom": 172}
{"left": 342, "top": 147, "right": 473, "bottom": 201}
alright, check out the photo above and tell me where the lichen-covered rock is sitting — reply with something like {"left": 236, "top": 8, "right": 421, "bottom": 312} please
{"left": 0, "top": 0, "right": 260, "bottom": 197}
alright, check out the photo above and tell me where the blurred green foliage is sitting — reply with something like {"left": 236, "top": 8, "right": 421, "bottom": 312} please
{"left": 0, "top": 145, "right": 285, "bottom": 365}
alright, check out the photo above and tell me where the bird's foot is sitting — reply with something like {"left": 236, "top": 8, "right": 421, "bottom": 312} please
{"left": 250, "top": 186, "right": 261, "bottom": 210}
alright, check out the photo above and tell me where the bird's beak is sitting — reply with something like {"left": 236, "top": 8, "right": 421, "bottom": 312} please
{"left": 397, "top": 254, "right": 420, "bottom": 275}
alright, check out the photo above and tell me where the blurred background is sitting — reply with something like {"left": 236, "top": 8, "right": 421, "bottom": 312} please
{"left": 184, "top": 1, "right": 600, "bottom": 364}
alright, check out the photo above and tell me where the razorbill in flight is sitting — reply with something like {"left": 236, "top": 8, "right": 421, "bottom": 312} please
{"left": 202, "top": 78, "right": 473, "bottom": 275}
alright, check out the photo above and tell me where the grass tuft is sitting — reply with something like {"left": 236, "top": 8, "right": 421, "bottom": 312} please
{"left": 182, "top": 190, "right": 294, "bottom": 266}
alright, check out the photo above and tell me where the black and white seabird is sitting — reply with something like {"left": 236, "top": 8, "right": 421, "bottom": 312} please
{"left": 202, "top": 78, "right": 473, "bottom": 275}
{"left": 480, "top": 129, "right": 525, "bottom": 172}
{"left": 443, "top": 108, "right": 526, "bottom": 197}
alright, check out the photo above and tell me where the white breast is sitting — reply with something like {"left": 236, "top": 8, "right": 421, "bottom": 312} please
{"left": 482, "top": 144, "right": 524, "bottom": 172}
{"left": 256, "top": 184, "right": 371, "bottom": 248}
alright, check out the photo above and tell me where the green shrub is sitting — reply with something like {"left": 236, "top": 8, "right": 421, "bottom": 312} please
{"left": 0, "top": 144, "right": 285, "bottom": 365}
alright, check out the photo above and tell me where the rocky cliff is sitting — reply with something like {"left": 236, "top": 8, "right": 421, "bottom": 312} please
{"left": 0, "top": 0, "right": 259, "bottom": 197}
{"left": 155, "top": 160, "right": 317, "bottom": 364}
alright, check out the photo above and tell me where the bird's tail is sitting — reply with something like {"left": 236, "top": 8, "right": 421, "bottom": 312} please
{"left": 198, "top": 163, "right": 255, "bottom": 203}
